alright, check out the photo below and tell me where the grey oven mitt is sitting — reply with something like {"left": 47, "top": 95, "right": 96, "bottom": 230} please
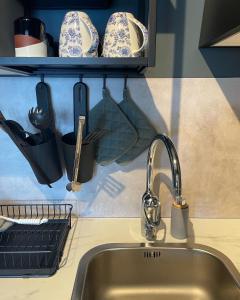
{"left": 89, "top": 88, "right": 138, "bottom": 166}
{"left": 116, "top": 88, "right": 157, "bottom": 164}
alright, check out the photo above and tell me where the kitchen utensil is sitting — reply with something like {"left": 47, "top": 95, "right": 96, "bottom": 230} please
{"left": 102, "top": 12, "right": 148, "bottom": 57}
{"left": 28, "top": 107, "right": 50, "bottom": 142}
{"left": 59, "top": 11, "right": 99, "bottom": 57}
{"left": 4, "top": 120, "right": 28, "bottom": 143}
{"left": 5, "top": 120, "right": 42, "bottom": 146}
{"left": 0, "top": 113, "right": 29, "bottom": 150}
{"left": 61, "top": 80, "right": 95, "bottom": 184}
{"left": 0, "top": 113, "right": 53, "bottom": 187}
{"left": 28, "top": 80, "right": 55, "bottom": 142}
{"left": 66, "top": 116, "right": 85, "bottom": 192}
{"left": 14, "top": 17, "right": 47, "bottom": 57}
{"left": 74, "top": 79, "right": 89, "bottom": 139}
{"left": 0, "top": 111, "right": 62, "bottom": 187}
{"left": 3, "top": 120, "right": 34, "bottom": 145}
{"left": 28, "top": 107, "right": 47, "bottom": 127}
{"left": 116, "top": 83, "right": 157, "bottom": 164}
{"left": 28, "top": 81, "right": 62, "bottom": 184}
{"left": 89, "top": 85, "right": 138, "bottom": 165}
{"left": 0, "top": 112, "right": 35, "bottom": 148}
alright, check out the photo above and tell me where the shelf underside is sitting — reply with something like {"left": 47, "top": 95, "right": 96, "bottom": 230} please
{"left": 0, "top": 57, "right": 148, "bottom": 76}
{"left": 25, "top": 0, "right": 112, "bottom": 9}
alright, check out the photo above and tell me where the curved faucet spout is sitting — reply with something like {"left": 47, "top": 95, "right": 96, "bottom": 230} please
{"left": 146, "top": 134, "right": 182, "bottom": 202}
{"left": 142, "top": 134, "right": 186, "bottom": 241}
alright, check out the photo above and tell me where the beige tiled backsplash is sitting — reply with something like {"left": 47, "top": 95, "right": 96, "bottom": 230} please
{"left": 0, "top": 77, "right": 239, "bottom": 218}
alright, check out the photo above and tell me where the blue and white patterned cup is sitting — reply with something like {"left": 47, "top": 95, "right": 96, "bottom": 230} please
{"left": 102, "top": 12, "right": 148, "bottom": 58}
{"left": 59, "top": 11, "right": 99, "bottom": 57}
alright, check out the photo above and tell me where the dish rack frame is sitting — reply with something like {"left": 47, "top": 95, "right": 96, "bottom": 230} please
{"left": 0, "top": 203, "right": 73, "bottom": 277}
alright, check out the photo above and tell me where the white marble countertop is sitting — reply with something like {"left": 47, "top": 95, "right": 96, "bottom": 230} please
{"left": 1, "top": 218, "right": 240, "bottom": 300}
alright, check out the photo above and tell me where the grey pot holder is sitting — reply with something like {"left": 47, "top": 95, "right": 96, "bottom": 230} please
{"left": 116, "top": 88, "right": 157, "bottom": 164}
{"left": 89, "top": 88, "right": 138, "bottom": 165}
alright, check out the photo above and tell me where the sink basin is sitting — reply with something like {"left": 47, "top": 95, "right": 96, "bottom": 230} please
{"left": 72, "top": 243, "right": 240, "bottom": 300}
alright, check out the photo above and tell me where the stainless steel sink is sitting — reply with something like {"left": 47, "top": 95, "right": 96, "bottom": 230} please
{"left": 71, "top": 243, "right": 240, "bottom": 300}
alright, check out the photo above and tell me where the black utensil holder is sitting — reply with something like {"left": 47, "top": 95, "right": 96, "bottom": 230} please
{"left": 61, "top": 133, "right": 95, "bottom": 183}
{"left": 23, "top": 134, "right": 62, "bottom": 185}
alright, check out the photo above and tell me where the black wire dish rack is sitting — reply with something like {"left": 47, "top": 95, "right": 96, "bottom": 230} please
{"left": 0, "top": 204, "right": 73, "bottom": 277}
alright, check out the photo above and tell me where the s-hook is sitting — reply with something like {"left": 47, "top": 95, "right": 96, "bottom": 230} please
{"left": 103, "top": 75, "right": 107, "bottom": 89}
{"left": 124, "top": 75, "right": 128, "bottom": 89}
{"left": 40, "top": 74, "right": 44, "bottom": 83}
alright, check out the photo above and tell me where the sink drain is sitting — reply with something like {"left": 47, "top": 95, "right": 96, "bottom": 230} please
{"left": 144, "top": 251, "right": 161, "bottom": 258}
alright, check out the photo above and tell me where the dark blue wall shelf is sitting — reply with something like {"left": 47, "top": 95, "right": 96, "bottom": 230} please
{"left": 0, "top": 0, "right": 157, "bottom": 77}
{"left": 0, "top": 57, "right": 149, "bottom": 76}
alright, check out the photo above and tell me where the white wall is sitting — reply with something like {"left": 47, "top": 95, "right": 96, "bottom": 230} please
{"left": 0, "top": 77, "right": 240, "bottom": 218}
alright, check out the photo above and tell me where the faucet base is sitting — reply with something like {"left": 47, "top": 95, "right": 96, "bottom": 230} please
{"left": 143, "top": 223, "right": 161, "bottom": 241}
{"left": 171, "top": 203, "right": 189, "bottom": 240}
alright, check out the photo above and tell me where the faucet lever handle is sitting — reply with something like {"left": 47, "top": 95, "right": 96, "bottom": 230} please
{"left": 142, "top": 192, "right": 161, "bottom": 227}
{"left": 142, "top": 192, "right": 161, "bottom": 241}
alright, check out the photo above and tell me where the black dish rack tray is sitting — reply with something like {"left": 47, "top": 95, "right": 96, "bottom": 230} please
{"left": 0, "top": 204, "right": 72, "bottom": 277}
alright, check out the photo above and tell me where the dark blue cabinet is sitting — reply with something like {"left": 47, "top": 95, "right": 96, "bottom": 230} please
{"left": 200, "top": 0, "right": 240, "bottom": 47}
